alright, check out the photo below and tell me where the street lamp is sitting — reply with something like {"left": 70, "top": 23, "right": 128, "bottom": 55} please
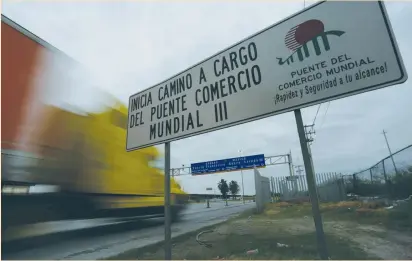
{"left": 239, "top": 149, "right": 245, "bottom": 204}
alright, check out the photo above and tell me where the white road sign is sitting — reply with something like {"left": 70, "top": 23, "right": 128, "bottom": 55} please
{"left": 127, "top": 1, "right": 407, "bottom": 151}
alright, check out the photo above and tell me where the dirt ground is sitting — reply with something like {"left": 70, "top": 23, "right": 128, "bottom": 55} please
{"left": 108, "top": 201, "right": 412, "bottom": 260}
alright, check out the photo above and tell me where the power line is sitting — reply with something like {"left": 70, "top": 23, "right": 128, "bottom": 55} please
{"left": 310, "top": 101, "right": 331, "bottom": 144}
{"left": 312, "top": 104, "right": 322, "bottom": 126}
{"left": 319, "top": 102, "right": 330, "bottom": 129}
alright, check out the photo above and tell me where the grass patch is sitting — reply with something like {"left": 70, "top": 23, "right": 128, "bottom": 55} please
{"left": 263, "top": 200, "right": 412, "bottom": 232}
{"left": 323, "top": 200, "right": 412, "bottom": 231}
{"left": 105, "top": 200, "right": 411, "bottom": 260}
{"left": 106, "top": 201, "right": 376, "bottom": 260}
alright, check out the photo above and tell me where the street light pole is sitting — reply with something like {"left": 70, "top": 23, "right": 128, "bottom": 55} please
{"left": 239, "top": 149, "right": 245, "bottom": 204}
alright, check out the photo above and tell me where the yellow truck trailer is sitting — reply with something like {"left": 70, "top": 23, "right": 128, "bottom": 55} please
{"left": 1, "top": 14, "right": 188, "bottom": 229}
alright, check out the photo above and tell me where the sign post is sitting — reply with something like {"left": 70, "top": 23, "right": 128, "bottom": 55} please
{"left": 164, "top": 142, "right": 172, "bottom": 260}
{"left": 206, "top": 187, "right": 212, "bottom": 208}
{"left": 241, "top": 169, "right": 245, "bottom": 204}
{"left": 239, "top": 150, "right": 245, "bottom": 204}
{"left": 294, "top": 109, "right": 329, "bottom": 259}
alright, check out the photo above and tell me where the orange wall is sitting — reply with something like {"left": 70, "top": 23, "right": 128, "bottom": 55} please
{"left": 1, "top": 21, "right": 42, "bottom": 150}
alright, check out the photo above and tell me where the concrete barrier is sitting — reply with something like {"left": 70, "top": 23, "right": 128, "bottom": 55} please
{"left": 254, "top": 167, "right": 271, "bottom": 213}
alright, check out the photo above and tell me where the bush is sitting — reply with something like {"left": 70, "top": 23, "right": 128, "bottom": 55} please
{"left": 388, "top": 167, "right": 412, "bottom": 199}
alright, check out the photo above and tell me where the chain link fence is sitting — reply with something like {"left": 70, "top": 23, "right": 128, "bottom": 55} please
{"left": 345, "top": 144, "right": 412, "bottom": 199}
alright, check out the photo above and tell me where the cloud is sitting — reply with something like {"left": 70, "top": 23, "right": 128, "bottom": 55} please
{"left": 2, "top": 1, "right": 411, "bottom": 194}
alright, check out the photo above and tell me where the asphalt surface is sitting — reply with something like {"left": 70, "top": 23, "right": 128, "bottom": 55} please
{"left": 3, "top": 201, "right": 255, "bottom": 260}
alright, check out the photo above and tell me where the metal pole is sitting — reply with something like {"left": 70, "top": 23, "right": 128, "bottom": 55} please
{"left": 239, "top": 149, "right": 245, "bottom": 204}
{"left": 288, "top": 153, "right": 298, "bottom": 193}
{"left": 241, "top": 169, "right": 245, "bottom": 204}
{"left": 271, "top": 176, "right": 276, "bottom": 202}
{"left": 383, "top": 130, "right": 399, "bottom": 175}
{"left": 269, "top": 176, "right": 273, "bottom": 202}
{"left": 294, "top": 109, "right": 329, "bottom": 260}
{"left": 164, "top": 142, "right": 172, "bottom": 260}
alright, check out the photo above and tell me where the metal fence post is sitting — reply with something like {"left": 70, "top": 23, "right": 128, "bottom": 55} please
{"left": 382, "top": 160, "right": 391, "bottom": 198}
{"left": 369, "top": 169, "right": 373, "bottom": 183}
{"left": 353, "top": 174, "right": 357, "bottom": 194}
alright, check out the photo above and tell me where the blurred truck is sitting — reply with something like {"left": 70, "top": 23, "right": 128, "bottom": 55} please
{"left": 1, "top": 14, "right": 188, "bottom": 230}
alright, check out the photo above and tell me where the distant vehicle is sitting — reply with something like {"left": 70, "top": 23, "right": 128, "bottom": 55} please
{"left": 1, "top": 14, "right": 188, "bottom": 230}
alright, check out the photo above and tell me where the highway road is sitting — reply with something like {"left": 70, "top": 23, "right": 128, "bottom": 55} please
{"left": 2, "top": 201, "right": 255, "bottom": 260}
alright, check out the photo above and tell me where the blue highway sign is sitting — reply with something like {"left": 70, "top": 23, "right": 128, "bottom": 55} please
{"left": 191, "top": 154, "right": 266, "bottom": 175}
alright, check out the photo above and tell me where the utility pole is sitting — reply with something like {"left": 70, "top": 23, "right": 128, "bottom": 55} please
{"left": 288, "top": 151, "right": 294, "bottom": 176}
{"left": 304, "top": 124, "right": 318, "bottom": 184}
{"left": 304, "top": 124, "right": 316, "bottom": 146}
{"left": 382, "top": 130, "right": 399, "bottom": 175}
{"left": 292, "top": 123, "right": 313, "bottom": 177}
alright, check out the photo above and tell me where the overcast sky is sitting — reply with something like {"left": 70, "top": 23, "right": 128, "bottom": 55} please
{"left": 3, "top": 0, "right": 412, "bottom": 195}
